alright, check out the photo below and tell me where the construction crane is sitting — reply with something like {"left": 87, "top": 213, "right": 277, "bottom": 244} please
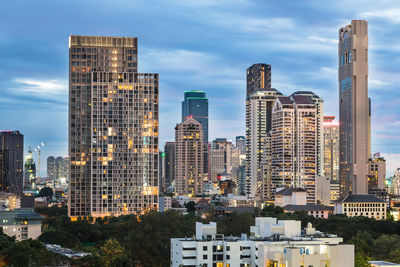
{"left": 34, "top": 142, "right": 44, "bottom": 178}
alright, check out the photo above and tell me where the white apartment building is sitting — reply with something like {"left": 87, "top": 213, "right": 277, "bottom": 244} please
{"left": 0, "top": 208, "right": 42, "bottom": 241}
{"left": 270, "top": 95, "right": 318, "bottom": 204}
{"left": 334, "top": 194, "right": 386, "bottom": 220}
{"left": 171, "top": 217, "right": 353, "bottom": 267}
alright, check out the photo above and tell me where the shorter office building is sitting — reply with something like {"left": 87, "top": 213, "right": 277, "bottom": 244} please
{"left": 0, "top": 192, "right": 21, "bottom": 211}
{"left": 0, "top": 208, "right": 42, "bottom": 240}
{"left": 368, "top": 153, "right": 386, "bottom": 191}
{"left": 283, "top": 204, "right": 334, "bottom": 219}
{"left": 274, "top": 188, "right": 307, "bottom": 207}
{"left": 159, "top": 196, "right": 172, "bottom": 212}
{"left": 334, "top": 194, "right": 386, "bottom": 220}
{"left": 171, "top": 217, "right": 353, "bottom": 267}
{"left": 220, "top": 195, "right": 256, "bottom": 208}
{"left": 330, "top": 182, "right": 340, "bottom": 205}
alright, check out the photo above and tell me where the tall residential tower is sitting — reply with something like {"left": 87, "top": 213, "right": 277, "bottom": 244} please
{"left": 175, "top": 118, "right": 204, "bottom": 195}
{"left": 68, "top": 35, "right": 159, "bottom": 217}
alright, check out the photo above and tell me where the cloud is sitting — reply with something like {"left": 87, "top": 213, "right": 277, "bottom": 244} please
{"left": 308, "top": 36, "right": 338, "bottom": 44}
{"left": 360, "top": 9, "right": 400, "bottom": 24}
{"left": 13, "top": 78, "right": 67, "bottom": 96}
{"left": 381, "top": 153, "right": 400, "bottom": 176}
{"left": 369, "top": 79, "right": 391, "bottom": 88}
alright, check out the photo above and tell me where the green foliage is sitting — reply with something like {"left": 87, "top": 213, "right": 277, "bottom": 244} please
{"left": 184, "top": 201, "right": 196, "bottom": 213}
{"left": 29, "top": 205, "right": 400, "bottom": 266}
{"left": 38, "top": 187, "right": 54, "bottom": 200}
{"left": 100, "top": 238, "right": 126, "bottom": 267}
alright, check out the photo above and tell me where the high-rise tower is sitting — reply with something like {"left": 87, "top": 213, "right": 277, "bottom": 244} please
{"left": 270, "top": 95, "right": 318, "bottom": 203}
{"left": 291, "top": 91, "right": 324, "bottom": 177}
{"left": 175, "top": 118, "right": 204, "bottom": 195}
{"left": 24, "top": 148, "right": 36, "bottom": 190}
{"left": 338, "top": 20, "right": 370, "bottom": 196}
{"left": 246, "top": 63, "right": 272, "bottom": 99}
{"left": 182, "top": 91, "right": 208, "bottom": 144}
{"left": 245, "top": 89, "right": 282, "bottom": 196}
{"left": 0, "top": 131, "right": 23, "bottom": 195}
{"left": 69, "top": 35, "right": 159, "bottom": 217}
{"left": 323, "top": 116, "right": 339, "bottom": 182}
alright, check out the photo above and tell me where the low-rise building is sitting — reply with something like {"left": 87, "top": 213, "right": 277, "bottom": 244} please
{"left": 334, "top": 195, "right": 386, "bottom": 220}
{"left": 330, "top": 182, "right": 340, "bottom": 204}
{"left": 159, "top": 196, "right": 172, "bottom": 212}
{"left": 0, "top": 192, "right": 21, "bottom": 211}
{"left": 275, "top": 188, "right": 307, "bottom": 207}
{"left": 283, "top": 204, "right": 334, "bottom": 219}
{"left": 171, "top": 217, "right": 354, "bottom": 267}
{"left": 0, "top": 208, "right": 42, "bottom": 240}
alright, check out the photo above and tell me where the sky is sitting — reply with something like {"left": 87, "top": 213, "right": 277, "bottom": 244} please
{"left": 0, "top": 0, "right": 399, "bottom": 176}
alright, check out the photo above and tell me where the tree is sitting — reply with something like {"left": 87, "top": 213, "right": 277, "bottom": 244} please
{"left": 100, "top": 238, "right": 126, "bottom": 267}
{"left": 38, "top": 187, "right": 54, "bottom": 201}
{"left": 184, "top": 201, "right": 196, "bottom": 213}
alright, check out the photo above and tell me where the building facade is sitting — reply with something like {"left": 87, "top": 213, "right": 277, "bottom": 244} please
{"left": 339, "top": 20, "right": 371, "bottom": 196}
{"left": 164, "top": 142, "right": 175, "bottom": 191}
{"left": 323, "top": 116, "right": 339, "bottom": 182}
{"left": 368, "top": 153, "right": 386, "bottom": 191}
{"left": 0, "top": 131, "right": 23, "bottom": 196}
{"left": 171, "top": 218, "right": 353, "bottom": 267}
{"left": 68, "top": 35, "right": 159, "bottom": 217}
{"left": 235, "top": 136, "right": 246, "bottom": 156}
{"left": 334, "top": 194, "right": 386, "bottom": 220}
{"left": 24, "top": 149, "right": 36, "bottom": 190}
{"left": 245, "top": 89, "right": 282, "bottom": 197}
{"left": 175, "top": 117, "right": 204, "bottom": 195}
{"left": 291, "top": 91, "right": 324, "bottom": 177}
{"left": 209, "top": 138, "right": 240, "bottom": 183}
{"left": 47, "top": 156, "right": 56, "bottom": 180}
{"left": 0, "top": 208, "right": 42, "bottom": 241}
{"left": 270, "top": 96, "right": 318, "bottom": 203}
{"left": 182, "top": 91, "right": 208, "bottom": 144}
{"left": 246, "top": 63, "right": 272, "bottom": 99}
{"left": 390, "top": 168, "right": 400, "bottom": 195}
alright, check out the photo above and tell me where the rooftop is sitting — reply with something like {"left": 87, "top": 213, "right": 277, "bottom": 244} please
{"left": 337, "top": 194, "right": 385, "bottom": 203}
{"left": 276, "top": 187, "right": 307, "bottom": 196}
{"left": 283, "top": 204, "right": 334, "bottom": 212}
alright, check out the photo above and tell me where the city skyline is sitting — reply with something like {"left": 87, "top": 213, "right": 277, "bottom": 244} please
{"left": 1, "top": 1, "right": 400, "bottom": 175}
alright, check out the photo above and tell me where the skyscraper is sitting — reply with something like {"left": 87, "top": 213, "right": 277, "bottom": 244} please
{"left": 0, "top": 131, "right": 23, "bottom": 195}
{"left": 164, "top": 142, "right": 175, "bottom": 191}
{"left": 323, "top": 116, "right": 339, "bottom": 182}
{"left": 69, "top": 35, "right": 159, "bottom": 217}
{"left": 338, "top": 20, "right": 370, "bottom": 196}
{"left": 209, "top": 138, "right": 240, "bottom": 183}
{"left": 246, "top": 63, "right": 272, "bottom": 99}
{"left": 235, "top": 136, "right": 246, "bottom": 156}
{"left": 291, "top": 91, "right": 324, "bottom": 176}
{"left": 245, "top": 89, "right": 282, "bottom": 196}
{"left": 55, "top": 156, "right": 64, "bottom": 180}
{"left": 182, "top": 91, "right": 208, "bottom": 144}
{"left": 47, "top": 156, "right": 56, "bottom": 180}
{"left": 175, "top": 117, "right": 204, "bottom": 195}
{"left": 270, "top": 95, "right": 318, "bottom": 203}
{"left": 24, "top": 148, "right": 36, "bottom": 190}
